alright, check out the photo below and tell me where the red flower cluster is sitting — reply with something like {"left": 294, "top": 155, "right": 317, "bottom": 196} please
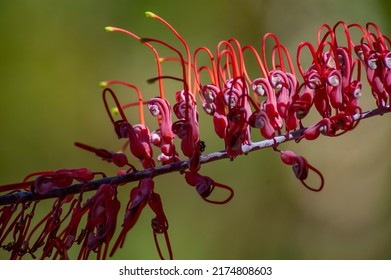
{"left": 1, "top": 12, "right": 390, "bottom": 259}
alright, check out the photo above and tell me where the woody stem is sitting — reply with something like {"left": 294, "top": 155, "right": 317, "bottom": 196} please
{"left": 0, "top": 106, "right": 389, "bottom": 206}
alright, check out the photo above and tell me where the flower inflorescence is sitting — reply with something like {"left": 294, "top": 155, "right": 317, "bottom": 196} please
{"left": 0, "top": 12, "right": 390, "bottom": 259}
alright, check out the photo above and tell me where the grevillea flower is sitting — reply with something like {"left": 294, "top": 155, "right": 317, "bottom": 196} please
{"left": 0, "top": 201, "right": 38, "bottom": 259}
{"left": 147, "top": 97, "right": 177, "bottom": 163}
{"left": 184, "top": 171, "right": 234, "bottom": 204}
{"left": 251, "top": 76, "right": 282, "bottom": 136}
{"left": 103, "top": 87, "right": 155, "bottom": 169}
{"left": 222, "top": 78, "right": 252, "bottom": 157}
{"left": 1, "top": 12, "right": 390, "bottom": 260}
{"left": 277, "top": 149, "right": 324, "bottom": 192}
{"left": 74, "top": 142, "right": 131, "bottom": 169}
{"left": 78, "top": 184, "right": 120, "bottom": 260}
{"left": 172, "top": 90, "right": 202, "bottom": 170}
{"left": 28, "top": 197, "right": 72, "bottom": 259}
{"left": 110, "top": 178, "right": 172, "bottom": 259}
{"left": 148, "top": 191, "right": 172, "bottom": 260}
{"left": 58, "top": 200, "right": 86, "bottom": 258}
{"left": 200, "top": 84, "right": 228, "bottom": 139}
{"left": 352, "top": 24, "right": 390, "bottom": 108}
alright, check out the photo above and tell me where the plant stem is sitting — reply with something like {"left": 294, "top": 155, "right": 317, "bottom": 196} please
{"left": 0, "top": 106, "right": 389, "bottom": 207}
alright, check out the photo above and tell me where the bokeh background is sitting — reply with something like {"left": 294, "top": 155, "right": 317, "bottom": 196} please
{"left": 1, "top": 0, "right": 391, "bottom": 259}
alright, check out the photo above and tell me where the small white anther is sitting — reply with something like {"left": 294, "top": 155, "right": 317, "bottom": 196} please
{"left": 368, "top": 58, "right": 377, "bottom": 70}
{"left": 229, "top": 96, "right": 236, "bottom": 108}
{"left": 328, "top": 75, "right": 339, "bottom": 87}
{"left": 385, "top": 57, "right": 391, "bottom": 69}
{"left": 353, "top": 88, "right": 362, "bottom": 99}
{"left": 150, "top": 131, "right": 162, "bottom": 145}
{"left": 254, "top": 84, "right": 265, "bottom": 96}
{"left": 202, "top": 102, "right": 214, "bottom": 115}
{"left": 327, "top": 56, "right": 336, "bottom": 69}
{"left": 254, "top": 117, "right": 265, "bottom": 129}
{"left": 149, "top": 104, "right": 160, "bottom": 116}
{"left": 338, "top": 54, "right": 344, "bottom": 66}
{"left": 319, "top": 125, "right": 328, "bottom": 135}
{"left": 203, "top": 89, "right": 215, "bottom": 103}
{"left": 357, "top": 50, "right": 364, "bottom": 61}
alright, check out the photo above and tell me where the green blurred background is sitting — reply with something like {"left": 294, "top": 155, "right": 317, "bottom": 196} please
{"left": 1, "top": 0, "right": 391, "bottom": 259}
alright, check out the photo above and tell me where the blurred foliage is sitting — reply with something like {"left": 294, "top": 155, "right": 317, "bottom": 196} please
{"left": 1, "top": 0, "right": 391, "bottom": 259}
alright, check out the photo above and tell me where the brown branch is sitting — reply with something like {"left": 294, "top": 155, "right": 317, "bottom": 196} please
{"left": 0, "top": 106, "right": 390, "bottom": 207}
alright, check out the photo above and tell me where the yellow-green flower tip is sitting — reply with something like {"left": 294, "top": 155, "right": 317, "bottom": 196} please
{"left": 110, "top": 107, "right": 120, "bottom": 116}
{"left": 99, "top": 81, "right": 108, "bottom": 87}
{"left": 145, "top": 11, "right": 156, "bottom": 18}
{"left": 105, "top": 26, "right": 114, "bottom": 32}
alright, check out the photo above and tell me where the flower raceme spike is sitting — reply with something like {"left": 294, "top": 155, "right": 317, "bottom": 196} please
{"left": 1, "top": 13, "right": 391, "bottom": 260}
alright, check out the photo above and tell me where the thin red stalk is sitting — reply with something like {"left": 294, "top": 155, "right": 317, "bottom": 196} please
{"left": 271, "top": 44, "right": 296, "bottom": 75}
{"left": 106, "top": 26, "right": 165, "bottom": 99}
{"left": 262, "top": 33, "right": 286, "bottom": 73}
{"left": 228, "top": 38, "right": 246, "bottom": 77}
{"left": 142, "top": 37, "right": 191, "bottom": 120}
{"left": 193, "top": 46, "right": 219, "bottom": 88}
{"left": 297, "top": 41, "right": 320, "bottom": 77}
{"left": 103, "top": 87, "right": 128, "bottom": 123}
{"left": 241, "top": 45, "right": 268, "bottom": 80}
{"left": 145, "top": 12, "right": 192, "bottom": 91}
{"left": 333, "top": 21, "right": 353, "bottom": 58}
{"left": 0, "top": 181, "right": 34, "bottom": 193}
{"left": 217, "top": 40, "right": 240, "bottom": 78}
{"left": 101, "top": 80, "right": 145, "bottom": 125}
{"left": 217, "top": 48, "right": 237, "bottom": 82}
